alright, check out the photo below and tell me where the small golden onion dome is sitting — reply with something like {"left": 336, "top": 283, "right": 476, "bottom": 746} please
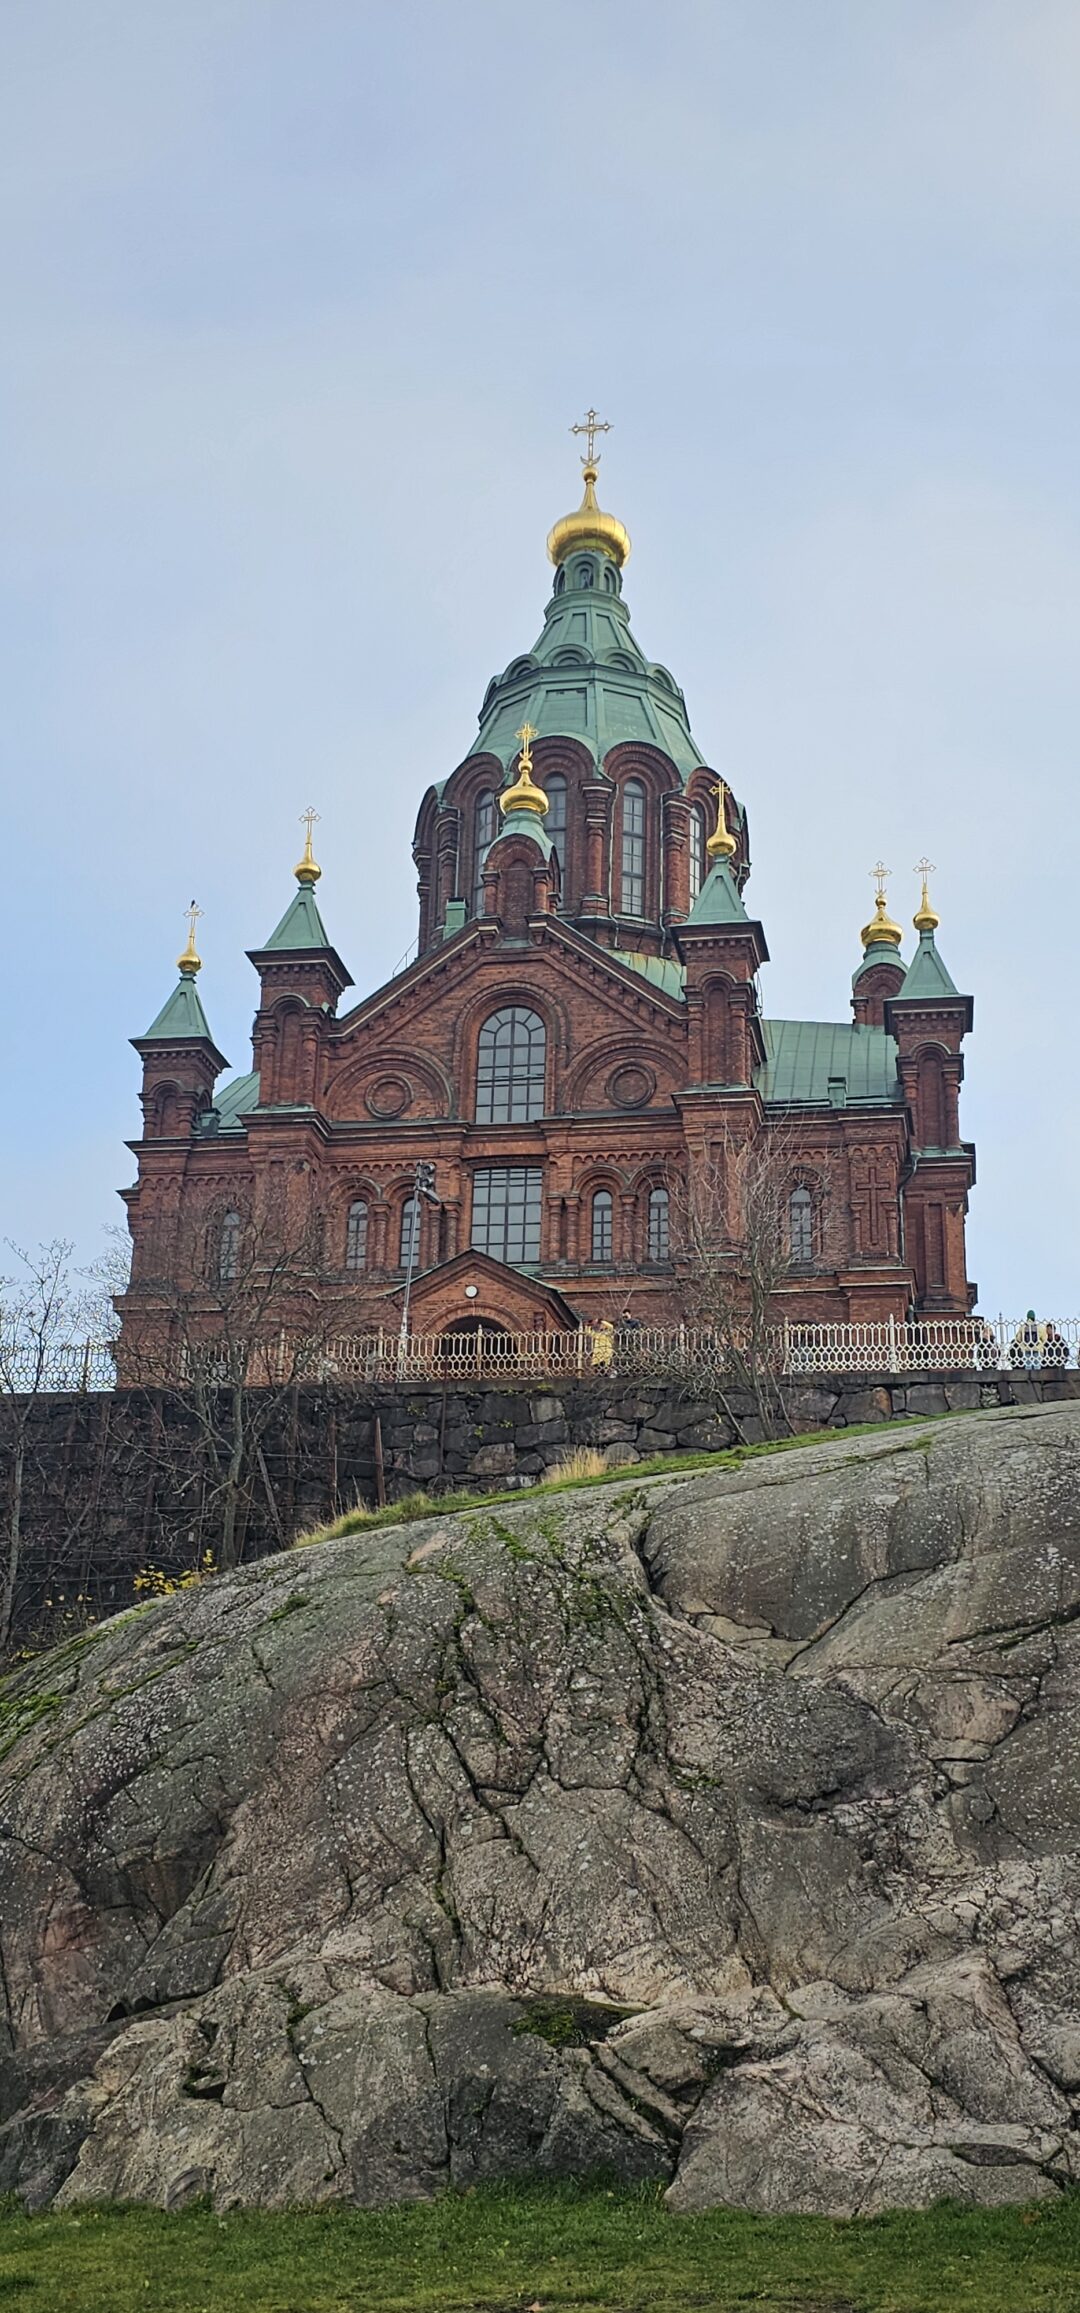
{"left": 547, "top": 464, "right": 631, "bottom": 570}
{"left": 706, "top": 779, "right": 737, "bottom": 861}
{"left": 500, "top": 762, "right": 549, "bottom": 818}
{"left": 294, "top": 810, "right": 322, "bottom": 886}
{"left": 860, "top": 890, "right": 903, "bottom": 951}
{"left": 913, "top": 873, "right": 940, "bottom": 934}
{"left": 177, "top": 903, "right": 202, "bottom": 976}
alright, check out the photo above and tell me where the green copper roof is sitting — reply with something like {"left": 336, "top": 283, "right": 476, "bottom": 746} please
{"left": 684, "top": 861, "right": 749, "bottom": 927}
{"left": 895, "top": 928, "right": 960, "bottom": 1000}
{"left": 852, "top": 938, "right": 906, "bottom": 988}
{"left": 471, "top": 548, "right": 706, "bottom": 780}
{"left": 262, "top": 882, "right": 333, "bottom": 952}
{"left": 140, "top": 972, "right": 216, "bottom": 1044}
{"left": 621, "top": 950, "right": 687, "bottom": 1000}
{"left": 757, "top": 1020, "right": 902, "bottom": 1106}
{"left": 496, "top": 807, "right": 554, "bottom": 858}
{"left": 194, "top": 1070, "right": 259, "bottom": 1136}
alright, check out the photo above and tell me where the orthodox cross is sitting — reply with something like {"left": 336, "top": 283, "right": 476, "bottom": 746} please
{"left": 300, "top": 805, "right": 321, "bottom": 842}
{"left": 571, "top": 409, "right": 611, "bottom": 467}
{"left": 183, "top": 899, "right": 203, "bottom": 943}
{"left": 915, "top": 854, "right": 936, "bottom": 899}
{"left": 515, "top": 722, "right": 537, "bottom": 774}
{"left": 871, "top": 861, "right": 891, "bottom": 903}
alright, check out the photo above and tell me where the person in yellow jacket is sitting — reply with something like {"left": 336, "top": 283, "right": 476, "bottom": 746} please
{"left": 589, "top": 1317, "right": 615, "bottom": 1370}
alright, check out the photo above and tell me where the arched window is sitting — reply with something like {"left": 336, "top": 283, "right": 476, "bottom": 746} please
{"left": 620, "top": 779, "right": 646, "bottom": 915}
{"left": 576, "top": 559, "right": 594, "bottom": 589}
{"left": 591, "top": 1189, "right": 613, "bottom": 1262}
{"left": 603, "top": 565, "right": 617, "bottom": 593}
{"left": 554, "top": 567, "right": 566, "bottom": 595}
{"left": 399, "top": 1196, "right": 421, "bottom": 1269}
{"left": 475, "top": 1006, "right": 546, "bottom": 1123}
{"left": 789, "top": 1184, "right": 813, "bottom": 1266}
{"left": 647, "top": 1185, "right": 669, "bottom": 1262}
{"left": 917, "top": 1052, "right": 946, "bottom": 1148}
{"left": 688, "top": 804, "right": 706, "bottom": 902}
{"left": 218, "top": 1210, "right": 241, "bottom": 1284}
{"left": 545, "top": 773, "right": 567, "bottom": 848}
{"left": 345, "top": 1199, "right": 368, "bottom": 1272}
{"left": 472, "top": 789, "right": 497, "bottom": 916}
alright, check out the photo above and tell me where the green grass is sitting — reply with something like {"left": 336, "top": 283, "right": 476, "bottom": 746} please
{"left": 294, "top": 1415, "right": 955, "bottom": 1548}
{"left": 1, "top": 2179, "right": 1078, "bottom": 2311}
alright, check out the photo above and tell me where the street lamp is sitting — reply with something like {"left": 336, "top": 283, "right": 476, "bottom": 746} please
{"left": 398, "top": 1159, "right": 441, "bottom": 1352}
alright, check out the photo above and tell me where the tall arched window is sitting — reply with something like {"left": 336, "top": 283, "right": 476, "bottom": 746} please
{"left": 789, "top": 1185, "right": 814, "bottom": 1265}
{"left": 688, "top": 804, "right": 706, "bottom": 902}
{"left": 545, "top": 773, "right": 567, "bottom": 850}
{"left": 472, "top": 790, "right": 496, "bottom": 916}
{"left": 345, "top": 1199, "right": 368, "bottom": 1272}
{"left": 475, "top": 1007, "right": 546, "bottom": 1123}
{"left": 620, "top": 780, "right": 646, "bottom": 916}
{"left": 218, "top": 1210, "right": 241, "bottom": 1284}
{"left": 591, "top": 1189, "right": 613, "bottom": 1262}
{"left": 917, "top": 1052, "right": 946, "bottom": 1148}
{"left": 647, "top": 1185, "right": 670, "bottom": 1262}
{"left": 399, "top": 1196, "right": 421, "bottom": 1269}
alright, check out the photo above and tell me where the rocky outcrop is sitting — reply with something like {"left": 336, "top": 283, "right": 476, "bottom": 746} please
{"left": 3, "top": 1402, "right": 1080, "bottom": 2216}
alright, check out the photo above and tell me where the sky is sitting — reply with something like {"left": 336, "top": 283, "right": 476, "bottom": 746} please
{"left": 1, "top": 0, "right": 1078, "bottom": 1317}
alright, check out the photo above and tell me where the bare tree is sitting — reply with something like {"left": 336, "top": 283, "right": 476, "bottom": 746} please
{"left": 662, "top": 1125, "right": 837, "bottom": 1440}
{"left": 0, "top": 1239, "right": 101, "bottom": 1650}
{"left": 114, "top": 1210, "right": 339, "bottom": 1567}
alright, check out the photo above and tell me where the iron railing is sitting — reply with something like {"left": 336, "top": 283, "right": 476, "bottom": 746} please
{"left": 2, "top": 1318, "right": 1078, "bottom": 1393}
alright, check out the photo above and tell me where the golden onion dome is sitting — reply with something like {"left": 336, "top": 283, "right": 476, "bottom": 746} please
{"left": 547, "top": 463, "right": 631, "bottom": 571}
{"left": 913, "top": 863, "right": 940, "bottom": 933}
{"left": 177, "top": 902, "right": 202, "bottom": 976}
{"left": 860, "top": 890, "right": 904, "bottom": 951}
{"left": 294, "top": 808, "right": 322, "bottom": 886}
{"left": 500, "top": 725, "right": 549, "bottom": 818}
{"left": 706, "top": 779, "right": 737, "bottom": 862}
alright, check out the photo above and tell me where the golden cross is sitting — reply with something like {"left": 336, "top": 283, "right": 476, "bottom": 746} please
{"left": 184, "top": 899, "right": 203, "bottom": 942}
{"left": 915, "top": 854, "right": 936, "bottom": 883}
{"left": 871, "top": 861, "right": 891, "bottom": 903}
{"left": 515, "top": 722, "right": 537, "bottom": 773}
{"left": 300, "top": 806, "right": 320, "bottom": 842}
{"left": 571, "top": 408, "right": 611, "bottom": 467}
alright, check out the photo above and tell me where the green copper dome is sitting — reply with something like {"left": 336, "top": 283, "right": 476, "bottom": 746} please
{"left": 471, "top": 549, "right": 706, "bottom": 781}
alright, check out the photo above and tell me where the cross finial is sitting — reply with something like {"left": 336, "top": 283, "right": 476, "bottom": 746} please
{"left": 706, "top": 777, "right": 737, "bottom": 861}
{"left": 178, "top": 899, "right": 203, "bottom": 975}
{"left": 570, "top": 408, "right": 611, "bottom": 469}
{"left": 515, "top": 722, "right": 537, "bottom": 774}
{"left": 913, "top": 856, "right": 939, "bottom": 932}
{"left": 872, "top": 861, "right": 891, "bottom": 904}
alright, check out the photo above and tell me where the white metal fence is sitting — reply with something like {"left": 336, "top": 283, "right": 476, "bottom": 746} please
{"left": 3, "top": 1318, "right": 1079, "bottom": 1393}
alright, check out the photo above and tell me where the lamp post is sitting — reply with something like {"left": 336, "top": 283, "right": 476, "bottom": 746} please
{"left": 398, "top": 1160, "right": 440, "bottom": 1357}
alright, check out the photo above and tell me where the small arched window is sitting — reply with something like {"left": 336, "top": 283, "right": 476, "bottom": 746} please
{"left": 603, "top": 564, "right": 617, "bottom": 593}
{"left": 400, "top": 1196, "right": 421, "bottom": 1269}
{"left": 218, "top": 1210, "right": 241, "bottom": 1284}
{"left": 620, "top": 779, "right": 646, "bottom": 916}
{"left": 475, "top": 1006, "right": 546, "bottom": 1123}
{"left": 647, "top": 1185, "right": 670, "bottom": 1262}
{"left": 688, "top": 804, "right": 706, "bottom": 902}
{"left": 789, "top": 1185, "right": 814, "bottom": 1266}
{"left": 554, "top": 566, "right": 566, "bottom": 594}
{"left": 345, "top": 1199, "right": 368, "bottom": 1272}
{"left": 591, "top": 1189, "right": 613, "bottom": 1262}
{"left": 546, "top": 773, "right": 567, "bottom": 848}
{"left": 472, "top": 789, "right": 497, "bottom": 916}
{"left": 917, "top": 1051, "right": 946, "bottom": 1148}
{"left": 576, "top": 559, "right": 595, "bottom": 589}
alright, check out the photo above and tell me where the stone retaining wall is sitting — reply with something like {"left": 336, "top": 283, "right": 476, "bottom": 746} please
{"left": 4, "top": 1368, "right": 1079, "bottom": 1652}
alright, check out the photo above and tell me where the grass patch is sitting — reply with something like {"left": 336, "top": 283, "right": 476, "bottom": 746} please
{"left": 0, "top": 2178, "right": 1078, "bottom": 2310}
{"left": 293, "top": 1416, "right": 956, "bottom": 1549}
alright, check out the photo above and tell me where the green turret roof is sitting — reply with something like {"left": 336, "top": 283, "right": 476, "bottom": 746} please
{"left": 852, "top": 938, "right": 906, "bottom": 988}
{"left": 684, "top": 860, "right": 750, "bottom": 927}
{"left": 470, "top": 548, "right": 707, "bottom": 780}
{"left": 896, "top": 927, "right": 960, "bottom": 1000}
{"left": 139, "top": 972, "right": 216, "bottom": 1044}
{"left": 262, "top": 881, "right": 333, "bottom": 952}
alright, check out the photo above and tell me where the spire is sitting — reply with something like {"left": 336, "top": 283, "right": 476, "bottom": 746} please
{"left": 706, "top": 778, "right": 737, "bottom": 862}
{"left": 139, "top": 902, "right": 220, "bottom": 1045}
{"left": 888, "top": 866, "right": 971, "bottom": 1017}
{"left": 546, "top": 411, "right": 631, "bottom": 570}
{"left": 685, "top": 856, "right": 750, "bottom": 927}
{"left": 913, "top": 855, "right": 940, "bottom": 934}
{"left": 263, "top": 808, "right": 334, "bottom": 951}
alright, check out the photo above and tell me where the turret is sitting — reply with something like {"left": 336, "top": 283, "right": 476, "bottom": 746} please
{"left": 480, "top": 725, "right": 559, "bottom": 929}
{"left": 131, "top": 904, "right": 227, "bottom": 1139}
{"left": 674, "top": 781, "right": 767, "bottom": 1086}
{"left": 885, "top": 864, "right": 975, "bottom": 1313}
{"left": 851, "top": 863, "right": 906, "bottom": 1026}
{"left": 246, "top": 811, "right": 353, "bottom": 1109}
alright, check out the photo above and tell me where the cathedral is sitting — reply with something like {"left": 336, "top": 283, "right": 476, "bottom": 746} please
{"left": 115, "top": 424, "right": 976, "bottom": 1373}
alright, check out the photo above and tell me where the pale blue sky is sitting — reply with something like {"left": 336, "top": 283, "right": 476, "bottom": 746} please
{"left": 2, "top": 0, "right": 1077, "bottom": 1315}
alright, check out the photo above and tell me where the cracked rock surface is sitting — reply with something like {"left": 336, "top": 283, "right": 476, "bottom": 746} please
{"left": 3, "top": 1402, "right": 1080, "bottom": 2215}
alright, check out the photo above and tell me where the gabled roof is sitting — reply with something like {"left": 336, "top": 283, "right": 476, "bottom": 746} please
{"left": 194, "top": 1070, "right": 260, "bottom": 1136}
